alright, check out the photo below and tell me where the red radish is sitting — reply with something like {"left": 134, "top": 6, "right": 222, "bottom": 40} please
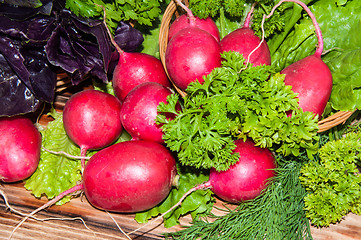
{"left": 168, "top": 14, "right": 220, "bottom": 42}
{"left": 95, "top": 7, "right": 171, "bottom": 102}
{"left": 112, "top": 52, "right": 171, "bottom": 102}
{"left": 12, "top": 140, "right": 177, "bottom": 235}
{"left": 83, "top": 140, "right": 177, "bottom": 212}
{"left": 263, "top": 0, "right": 332, "bottom": 117}
{"left": 0, "top": 116, "right": 41, "bottom": 182}
{"left": 63, "top": 89, "right": 123, "bottom": 168}
{"left": 120, "top": 82, "right": 177, "bottom": 144}
{"left": 220, "top": 4, "right": 271, "bottom": 66}
{"left": 165, "top": 0, "right": 222, "bottom": 90}
{"left": 209, "top": 139, "right": 276, "bottom": 202}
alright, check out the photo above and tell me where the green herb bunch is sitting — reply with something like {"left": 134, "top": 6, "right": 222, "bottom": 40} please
{"left": 157, "top": 51, "right": 319, "bottom": 171}
{"left": 66, "top": 0, "right": 164, "bottom": 31}
{"left": 300, "top": 131, "right": 361, "bottom": 227}
{"left": 188, "top": 0, "right": 285, "bottom": 38}
{"left": 165, "top": 155, "right": 313, "bottom": 240}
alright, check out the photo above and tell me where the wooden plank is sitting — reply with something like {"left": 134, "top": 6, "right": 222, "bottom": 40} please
{"left": 1, "top": 182, "right": 361, "bottom": 239}
{"left": 0, "top": 183, "right": 183, "bottom": 240}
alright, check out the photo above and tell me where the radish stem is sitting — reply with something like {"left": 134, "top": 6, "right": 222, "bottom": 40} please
{"left": 174, "top": 0, "right": 196, "bottom": 26}
{"left": 264, "top": 0, "right": 324, "bottom": 57}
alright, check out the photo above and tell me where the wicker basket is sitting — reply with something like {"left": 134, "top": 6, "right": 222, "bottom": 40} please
{"left": 158, "top": 0, "right": 355, "bottom": 133}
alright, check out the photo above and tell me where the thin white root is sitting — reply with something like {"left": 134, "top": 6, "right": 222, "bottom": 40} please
{"left": 106, "top": 211, "right": 132, "bottom": 240}
{"left": 8, "top": 184, "right": 83, "bottom": 239}
{"left": 42, "top": 146, "right": 91, "bottom": 160}
{"left": 1, "top": 188, "right": 96, "bottom": 239}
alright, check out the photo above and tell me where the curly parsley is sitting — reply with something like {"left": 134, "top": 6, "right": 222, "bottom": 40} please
{"left": 300, "top": 131, "right": 361, "bottom": 227}
{"left": 157, "top": 51, "right": 319, "bottom": 171}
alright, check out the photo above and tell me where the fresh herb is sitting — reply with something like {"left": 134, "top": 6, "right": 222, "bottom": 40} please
{"left": 157, "top": 51, "right": 319, "bottom": 171}
{"left": 300, "top": 130, "right": 361, "bottom": 227}
{"left": 188, "top": 0, "right": 286, "bottom": 38}
{"left": 135, "top": 166, "right": 214, "bottom": 228}
{"left": 65, "top": 0, "right": 164, "bottom": 31}
{"left": 165, "top": 155, "right": 313, "bottom": 240}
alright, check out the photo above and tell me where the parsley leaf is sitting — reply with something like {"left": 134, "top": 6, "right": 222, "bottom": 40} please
{"left": 300, "top": 131, "right": 361, "bottom": 227}
{"left": 157, "top": 51, "right": 319, "bottom": 171}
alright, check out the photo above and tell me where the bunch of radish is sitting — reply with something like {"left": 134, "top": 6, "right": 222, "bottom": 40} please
{"left": 4, "top": 0, "right": 334, "bottom": 237}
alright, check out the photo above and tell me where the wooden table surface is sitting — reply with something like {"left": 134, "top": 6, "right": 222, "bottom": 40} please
{"left": 1, "top": 181, "right": 361, "bottom": 240}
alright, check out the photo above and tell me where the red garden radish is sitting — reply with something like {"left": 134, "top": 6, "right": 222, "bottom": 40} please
{"left": 120, "top": 82, "right": 178, "bottom": 144}
{"left": 262, "top": 0, "right": 332, "bottom": 117}
{"left": 112, "top": 52, "right": 171, "bottom": 102}
{"left": 220, "top": 4, "right": 271, "bottom": 66}
{"left": 63, "top": 89, "right": 123, "bottom": 168}
{"left": 208, "top": 139, "right": 276, "bottom": 202}
{"left": 11, "top": 140, "right": 177, "bottom": 237}
{"left": 0, "top": 116, "right": 41, "bottom": 182}
{"left": 165, "top": 0, "right": 222, "bottom": 90}
{"left": 168, "top": 14, "right": 220, "bottom": 42}
{"left": 95, "top": 6, "right": 171, "bottom": 102}
{"left": 82, "top": 140, "right": 178, "bottom": 213}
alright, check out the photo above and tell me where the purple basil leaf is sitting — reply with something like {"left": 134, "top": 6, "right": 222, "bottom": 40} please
{"left": 0, "top": 54, "right": 41, "bottom": 117}
{"left": 114, "top": 22, "right": 144, "bottom": 52}
{"left": 45, "top": 9, "right": 112, "bottom": 84}
{"left": 22, "top": 45, "right": 57, "bottom": 102}
{"left": 0, "top": 0, "right": 53, "bottom": 20}
{"left": 0, "top": 36, "right": 32, "bottom": 92}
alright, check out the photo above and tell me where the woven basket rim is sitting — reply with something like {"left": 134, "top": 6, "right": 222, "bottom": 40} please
{"left": 157, "top": 0, "right": 353, "bottom": 133}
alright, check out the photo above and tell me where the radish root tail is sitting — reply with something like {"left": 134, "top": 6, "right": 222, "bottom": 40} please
{"left": 127, "top": 181, "right": 212, "bottom": 236}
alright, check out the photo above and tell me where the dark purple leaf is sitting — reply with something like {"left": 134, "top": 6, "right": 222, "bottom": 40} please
{"left": 114, "top": 22, "right": 144, "bottom": 52}
{"left": 0, "top": 54, "right": 41, "bottom": 117}
{"left": 45, "top": 9, "right": 112, "bottom": 84}
{"left": 0, "top": 36, "right": 32, "bottom": 92}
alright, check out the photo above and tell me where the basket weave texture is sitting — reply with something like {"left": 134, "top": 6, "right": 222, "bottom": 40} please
{"left": 158, "top": 0, "right": 355, "bottom": 133}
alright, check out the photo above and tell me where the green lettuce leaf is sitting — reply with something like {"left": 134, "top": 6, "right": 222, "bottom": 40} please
{"left": 135, "top": 166, "right": 214, "bottom": 228}
{"left": 25, "top": 110, "right": 82, "bottom": 205}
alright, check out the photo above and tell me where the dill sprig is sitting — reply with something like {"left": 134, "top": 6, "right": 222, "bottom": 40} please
{"left": 164, "top": 154, "right": 313, "bottom": 240}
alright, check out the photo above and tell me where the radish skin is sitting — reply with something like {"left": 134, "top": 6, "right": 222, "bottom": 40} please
{"left": 168, "top": 14, "right": 220, "bottom": 42}
{"left": 220, "top": 4, "right": 271, "bottom": 66}
{"left": 0, "top": 116, "right": 41, "bottom": 183}
{"left": 209, "top": 139, "right": 276, "bottom": 203}
{"left": 165, "top": 0, "right": 222, "bottom": 90}
{"left": 112, "top": 52, "right": 171, "bottom": 101}
{"left": 63, "top": 89, "right": 123, "bottom": 168}
{"left": 83, "top": 140, "right": 177, "bottom": 213}
{"left": 120, "top": 82, "right": 177, "bottom": 144}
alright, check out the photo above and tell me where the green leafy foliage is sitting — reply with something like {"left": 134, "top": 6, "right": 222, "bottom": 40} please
{"left": 189, "top": 0, "right": 286, "bottom": 38}
{"left": 135, "top": 166, "right": 214, "bottom": 228}
{"left": 65, "top": 0, "right": 163, "bottom": 32}
{"left": 165, "top": 156, "right": 313, "bottom": 240}
{"left": 25, "top": 110, "right": 83, "bottom": 205}
{"left": 157, "top": 51, "right": 319, "bottom": 171}
{"left": 269, "top": 0, "right": 361, "bottom": 112}
{"left": 300, "top": 131, "right": 361, "bottom": 227}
